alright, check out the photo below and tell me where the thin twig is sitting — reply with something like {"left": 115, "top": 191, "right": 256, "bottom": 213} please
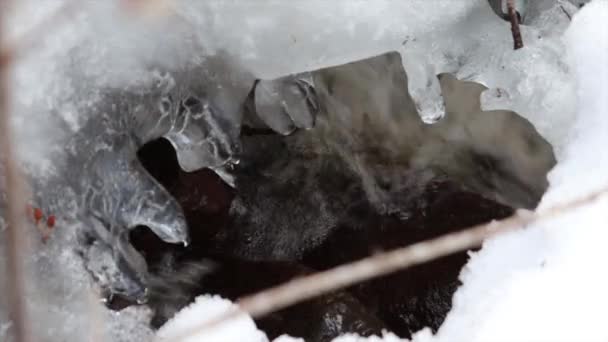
{"left": 165, "top": 184, "right": 608, "bottom": 341}
{"left": 507, "top": 0, "right": 524, "bottom": 49}
{"left": 0, "top": 9, "right": 31, "bottom": 342}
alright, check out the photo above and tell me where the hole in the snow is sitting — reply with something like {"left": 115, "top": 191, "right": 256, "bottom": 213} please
{"left": 132, "top": 56, "right": 555, "bottom": 341}
{"left": 136, "top": 138, "right": 235, "bottom": 249}
{"left": 134, "top": 139, "right": 542, "bottom": 340}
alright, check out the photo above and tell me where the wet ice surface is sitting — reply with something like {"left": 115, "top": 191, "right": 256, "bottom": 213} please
{"left": 24, "top": 58, "right": 250, "bottom": 301}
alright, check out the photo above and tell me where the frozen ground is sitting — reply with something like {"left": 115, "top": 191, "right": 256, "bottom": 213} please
{"left": 0, "top": 0, "right": 605, "bottom": 341}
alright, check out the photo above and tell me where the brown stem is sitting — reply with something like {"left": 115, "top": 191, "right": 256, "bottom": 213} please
{"left": 507, "top": 0, "right": 524, "bottom": 49}
{"left": 0, "top": 13, "right": 31, "bottom": 342}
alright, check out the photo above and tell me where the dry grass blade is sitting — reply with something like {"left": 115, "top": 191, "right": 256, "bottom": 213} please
{"left": 166, "top": 185, "right": 608, "bottom": 341}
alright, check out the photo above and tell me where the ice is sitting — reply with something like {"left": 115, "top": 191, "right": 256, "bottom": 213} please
{"left": 23, "top": 82, "right": 197, "bottom": 300}
{"left": 5, "top": 0, "right": 577, "bottom": 158}
{"left": 172, "top": 0, "right": 575, "bottom": 132}
{"left": 2, "top": 0, "right": 325, "bottom": 336}
{"left": 395, "top": 0, "right": 577, "bottom": 153}
{"left": 172, "top": 0, "right": 478, "bottom": 120}
{"left": 253, "top": 73, "right": 317, "bottom": 135}
{"left": 3, "top": 0, "right": 324, "bottom": 305}
{"left": 187, "top": 0, "right": 575, "bottom": 127}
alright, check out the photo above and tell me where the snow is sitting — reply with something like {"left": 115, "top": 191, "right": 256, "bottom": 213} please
{"left": 157, "top": 295, "right": 268, "bottom": 342}
{"left": 415, "top": 1, "right": 608, "bottom": 341}
{"left": 155, "top": 294, "right": 403, "bottom": 342}
{"left": 1, "top": 0, "right": 606, "bottom": 341}
{"left": 332, "top": 333, "right": 402, "bottom": 342}
{"left": 273, "top": 336, "right": 305, "bottom": 342}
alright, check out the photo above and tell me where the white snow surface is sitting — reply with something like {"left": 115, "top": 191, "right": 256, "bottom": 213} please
{"left": 156, "top": 294, "right": 402, "bottom": 342}
{"left": 157, "top": 295, "right": 268, "bottom": 342}
{"left": 159, "top": 1, "right": 608, "bottom": 341}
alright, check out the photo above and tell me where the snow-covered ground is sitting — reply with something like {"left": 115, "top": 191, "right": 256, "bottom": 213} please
{"left": 1, "top": 0, "right": 606, "bottom": 341}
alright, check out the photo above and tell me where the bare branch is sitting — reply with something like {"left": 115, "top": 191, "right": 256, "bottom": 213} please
{"left": 0, "top": 10, "right": 32, "bottom": 342}
{"left": 166, "top": 184, "right": 608, "bottom": 341}
{"left": 507, "top": 0, "right": 524, "bottom": 49}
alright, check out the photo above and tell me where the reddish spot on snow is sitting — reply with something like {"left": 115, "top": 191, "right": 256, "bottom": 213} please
{"left": 47, "top": 215, "right": 56, "bottom": 229}
{"left": 33, "top": 207, "right": 43, "bottom": 224}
